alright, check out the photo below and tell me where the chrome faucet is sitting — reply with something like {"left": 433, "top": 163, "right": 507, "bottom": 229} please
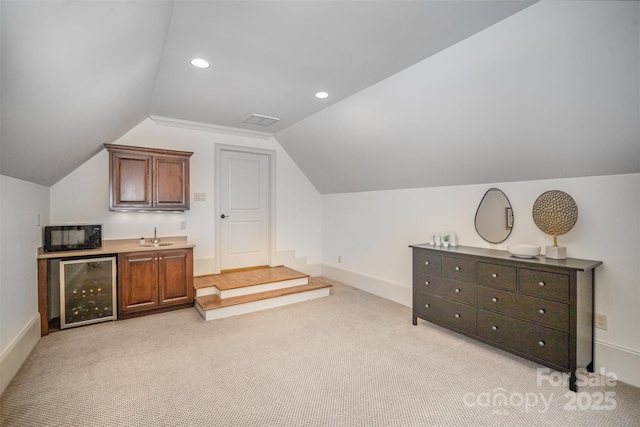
{"left": 151, "top": 227, "right": 161, "bottom": 244}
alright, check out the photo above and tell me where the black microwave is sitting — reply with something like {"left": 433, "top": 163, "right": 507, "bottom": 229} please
{"left": 43, "top": 224, "right": 102, "bottom": 252}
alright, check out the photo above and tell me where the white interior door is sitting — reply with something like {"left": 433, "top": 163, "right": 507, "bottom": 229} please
{"left": 219, "top": 149, "right": 271, "bottom": 270}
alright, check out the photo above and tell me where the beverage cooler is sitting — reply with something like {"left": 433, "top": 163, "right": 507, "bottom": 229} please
{"left": 59, "top": 257, "right": 117, "bottom": 329}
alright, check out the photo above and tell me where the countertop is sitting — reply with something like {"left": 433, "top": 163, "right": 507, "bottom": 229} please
{"left": 37, "top": 236, "right": 195, "bottom": 259}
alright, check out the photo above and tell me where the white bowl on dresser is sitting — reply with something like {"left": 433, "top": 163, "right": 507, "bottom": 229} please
{"left": 508, "top": 243, "right": 541, "bottom": 258}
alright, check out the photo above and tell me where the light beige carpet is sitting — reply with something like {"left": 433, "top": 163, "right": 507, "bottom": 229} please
{"left": 1, "top": 280, "right": 639, "bottom": 426}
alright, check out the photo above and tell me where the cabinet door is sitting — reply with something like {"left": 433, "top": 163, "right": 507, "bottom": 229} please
{"left": 158, "top": 249, "right": 193, "bottom": 306}
{"left": 154, "top": 156, "right": 189, "bottom": 210}
{"left": 118, "top": 252, "right": 159, "bottom": 314}
{"left": 110, "top": 152, "right": 153, "bottom": 209}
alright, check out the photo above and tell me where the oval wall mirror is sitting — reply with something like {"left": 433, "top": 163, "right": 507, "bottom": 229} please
{"left": 475, "top": 188, "right": 513, "bottom": 244}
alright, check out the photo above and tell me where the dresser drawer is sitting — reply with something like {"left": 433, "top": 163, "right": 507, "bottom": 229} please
{"left": 519, "top": 268, "right": 569, "bottom": 302}
{"left": 415, "top": 292, "right": 476, "bottom": 334}
{"left": 477, "top": 286, "right": 569, "bottom": 331}
{"left": 413, "top": 250, "right": 442, "bottom": 275}
{"left": 477, "top": 262, "right": 516, "bottom": 290}
{"left": 477, "top": 309, "right": 569, "bottom": 368}
{"left": 442, "top": 256, "right": 476, "bottom": 282}
{"left": 414, "top": 272, "right": 475, "bottom": 305}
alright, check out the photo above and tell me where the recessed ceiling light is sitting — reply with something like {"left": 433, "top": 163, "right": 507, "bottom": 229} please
{"left": 190, "top": 58, "right": 210, "bottom": 69}
{"left": 315, "top": 91, "right": 329, "bottom": 99}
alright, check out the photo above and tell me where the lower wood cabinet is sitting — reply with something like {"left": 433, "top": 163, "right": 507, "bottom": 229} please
{"left": 410, "top": 244, "right": 602, "bottom": 392}
{"left": 118, "top": 248, "right": 193, "bottom": 318}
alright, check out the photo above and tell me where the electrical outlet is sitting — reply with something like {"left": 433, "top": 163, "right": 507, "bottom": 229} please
{"left": 179, "top": 220, "right": 187, "bottom": 230}
{"left": 338, "top": 256, "right": 342, "bottom": 263}
{"left": 595, "top": 313, "right": 608, "bottom": 330}
{"left": 194, "top": 192, "right": 206, "bottom": 201}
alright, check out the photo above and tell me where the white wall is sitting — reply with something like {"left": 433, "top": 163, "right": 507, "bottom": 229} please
{"left": 321, "top": 173, "right": 640, "bottom": 387}
{"left": 0, "top": 175, "right": 50, "bottom": 393}
{"left": 49, "top": 119, "right": 322, "bottom": 276}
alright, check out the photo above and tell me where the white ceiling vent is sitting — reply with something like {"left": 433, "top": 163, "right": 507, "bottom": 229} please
{"left": 243, "top": 114, "right": 280, "bottom": 127}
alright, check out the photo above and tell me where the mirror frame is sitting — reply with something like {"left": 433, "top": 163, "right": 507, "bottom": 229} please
{"left": 474, "top": 188, "right": 513, "bottom": 244}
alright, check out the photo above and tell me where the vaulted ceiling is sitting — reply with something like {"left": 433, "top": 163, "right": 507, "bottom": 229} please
{"left": 2, "top": 1, "right": 638, "bottom": 193}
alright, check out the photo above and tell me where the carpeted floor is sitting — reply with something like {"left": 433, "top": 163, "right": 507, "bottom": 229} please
{"left": 1, "top": 280, "right": 639, "bottom": 426}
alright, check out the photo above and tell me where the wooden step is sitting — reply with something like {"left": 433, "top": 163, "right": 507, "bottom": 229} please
{"left": 194, "top": 278, "right": 332, "bottom": 321}
{"left": 196, "top": 277, "right": 332, "bottom": 309}
{"left": 194, "top": 266, "right": 309, "bottom": 299}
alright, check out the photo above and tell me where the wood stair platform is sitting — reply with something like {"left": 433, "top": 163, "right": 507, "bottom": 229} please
{"left": 194, "top": 266, "right": 311, "bottom": 299}
{"left": 196, "top": 278, "right": 332, "bottom": 310}
{"left": 194, "top": 266, "right": 308, "bottom": 291}
{"left": 193, "top": 267, "right": 332, "bottom": 321}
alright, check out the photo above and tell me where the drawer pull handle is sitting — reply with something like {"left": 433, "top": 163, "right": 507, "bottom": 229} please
{"left": 492, "top": 297, "right": 498, "bottom": 303}
{"left": 425, "top": 261, "right": 430, "bottom": 266}
{"left": 538, "top": 340, "right": 546, "bottom": 347}
{"left": 539, "top": 309, "right": 546, "bottom": 315}
{"left": 491, "top": 326, "right": 498, "bottom": 331}
{"left": 455, "top": 314, "right": 460, "bottom": 318}
{"left": 492, "top": 273, "right": 498, "bottom": 278}
{"left": 425, "top": 304, "right": 430, "bottom": 308}
{"left": 539, "top": 281, "right": 545, "bottom": 287}
{"left": 424, "top": 281, "right": 430, "bottom": 286}
{"left": 455, "top": 288, "right": 460, "bottom": 293}
{"left": 455, "top": 266, "right": 461, "bottom": 271}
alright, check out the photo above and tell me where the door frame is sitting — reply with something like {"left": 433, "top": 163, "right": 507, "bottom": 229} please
{"left": 214, "top": 144, "right": 276, "bottom": 274}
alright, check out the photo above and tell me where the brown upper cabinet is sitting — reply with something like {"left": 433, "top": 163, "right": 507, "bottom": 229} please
{"left": 105, "top": 144, "right": 193, "bottom": 211}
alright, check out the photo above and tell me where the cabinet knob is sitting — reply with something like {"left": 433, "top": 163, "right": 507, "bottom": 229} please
{"left": 491, "top": 326, "right": 498, "bottom": 331}
{"left": 539, "top": 281, "right": 545, "bottom": 287}
{"left": 492, "top": 297, "right": 498, "bottom": 303}
{"left": 424, "top": 281, "right": 430, "bottom": 286}
{"left": 424, "top": 261, "right": 429, "bottom": 266}
{"left": 492, "top": 273, "right": 498, "bottom": 278}
{"left": 455, "top": 314, "right": 460, "bottom": 318}
{"left": 455, "top": 266, "right": 460, "bottom": 271}
{"left": 425, "top": 304, "right": 430, "bottom": 308}
{"left": 539, "top": 309, "right": 545, "bottom": 315}
{"left": 455, "top": 288, "right": 460, "bottom": 293}
{"left": 538, "top": 341, "right": 546, "bottom": 347}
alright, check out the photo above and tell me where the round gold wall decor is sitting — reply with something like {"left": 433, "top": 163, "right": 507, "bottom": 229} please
{"left": 532, "top": 190, "right": 578, "bottom": 237}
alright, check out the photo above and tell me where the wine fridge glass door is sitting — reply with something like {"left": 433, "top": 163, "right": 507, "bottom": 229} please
{"left": 59, "top": 257, "right": 117, "bottom": 329}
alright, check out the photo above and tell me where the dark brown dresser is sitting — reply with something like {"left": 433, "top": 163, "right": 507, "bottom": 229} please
{"left": 410, "top": 244, "right": 602, "bottom": 391}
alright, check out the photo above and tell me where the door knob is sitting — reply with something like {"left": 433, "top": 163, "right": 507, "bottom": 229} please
{"left": 221, "top": 214, "right": 231, "bottom": 219}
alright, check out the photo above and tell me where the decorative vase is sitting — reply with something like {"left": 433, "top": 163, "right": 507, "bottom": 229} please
{"left": 532, "top": 190, "right": 578, "bottom": 260}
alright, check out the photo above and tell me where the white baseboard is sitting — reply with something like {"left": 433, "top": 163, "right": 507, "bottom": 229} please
{"left": 595, "top": 339, "right": 640, "bottom": 389}
{"left": 0, "top": 313, "right": 41, "bottom": 395}
{"left": 274, "top": 250, "right": 321, "bottom": 277}
{"left": 294, "top": 263, "right": 322, "bottom": 277}
{"left": 321, "top": 264, "right": 411, "bottom": 307}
